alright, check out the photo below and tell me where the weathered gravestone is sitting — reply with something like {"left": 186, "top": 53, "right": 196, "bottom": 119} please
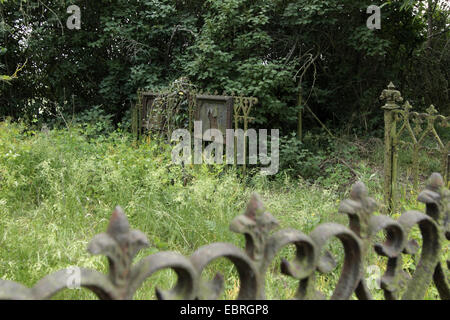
{"left": 140, "top": 91, "right": 163, "bottom": 132}
{"left": 193, "top": 94, "right": 233, "bottom": 143}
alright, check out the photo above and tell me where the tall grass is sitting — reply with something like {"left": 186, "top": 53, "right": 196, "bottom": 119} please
{"left": 0, "top": 121, "right": 442, "bottom": 299}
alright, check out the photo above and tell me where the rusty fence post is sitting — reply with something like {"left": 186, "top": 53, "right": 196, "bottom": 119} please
{"left": 380, "top": 82, "right": 403, "bottom": 214}
{"left": 446, "top": 153, "right": 450, "bottom": 188}
{"left": 132, "top": 89, "right": 144, "bottom": 142}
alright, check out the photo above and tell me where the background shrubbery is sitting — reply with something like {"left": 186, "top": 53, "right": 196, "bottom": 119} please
{"left": 1, "top": 0, "right": 449, "bottom": 134}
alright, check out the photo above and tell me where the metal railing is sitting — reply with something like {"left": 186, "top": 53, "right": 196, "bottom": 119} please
{"left": 381, "top": 82, "right": 449, "bottom": 213}
{"left": 0, "top": 173, "right": 448, "bottom": 300}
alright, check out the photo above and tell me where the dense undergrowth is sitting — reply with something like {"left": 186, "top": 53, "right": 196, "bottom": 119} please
{"left": 0, "top": 120, "right": 445, "bottom": 300}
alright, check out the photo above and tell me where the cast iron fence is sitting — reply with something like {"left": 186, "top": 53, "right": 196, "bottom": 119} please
{"left": 381, "top": 83, "right": 449, "bottom": 214}
{"left": 0, "top": 173, "right": 448, "bottom": 300}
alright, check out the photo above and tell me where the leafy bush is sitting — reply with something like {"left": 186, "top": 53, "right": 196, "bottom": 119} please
{"left": 72, "top": 105, "right": 115, "bottom": 138}
{"left": 279, "top": 133, "right": 324, "bottom": 180}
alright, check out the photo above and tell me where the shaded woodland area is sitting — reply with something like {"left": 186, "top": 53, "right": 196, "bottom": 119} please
{"left": 1, "top": 0, "right": 449, "bottom": 136}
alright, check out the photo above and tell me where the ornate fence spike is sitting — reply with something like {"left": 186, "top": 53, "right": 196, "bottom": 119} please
{"left": 89, "top": 207, "right": 149, "bottom": 286}
{"left": 426, "top": 104, "right": 438, "bottom": 115}
{"left": 230, "top": 193, "right": 279, "bottom": 263}
{"left": 338, "top": 181, "right": 377, "bottom": 238}
{"left": 418, "top": 173, "right": 444, "bottom": 206}
{"left": 380, "top": 82, "right": 403, "bottom": 108}
{"left": 403, "top": 101, "right": 413, "bottom": 112}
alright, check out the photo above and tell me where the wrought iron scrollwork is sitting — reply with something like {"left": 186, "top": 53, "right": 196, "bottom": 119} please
{"left": 0, "top": 174, "right": 448, "bottom": 300}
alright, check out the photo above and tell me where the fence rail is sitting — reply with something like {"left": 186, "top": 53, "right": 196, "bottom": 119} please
{"left": 0, "top": 173, "right": 448, "bottom": 300}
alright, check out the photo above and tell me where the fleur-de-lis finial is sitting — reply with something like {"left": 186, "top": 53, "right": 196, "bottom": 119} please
{"left": 339, "top": 181, "right": 378, "bottom": 238}
{"left": 403, "top": 101, "right": 413, "bottom": 112}
{"left": 107, "top": 206, "right": 131, "bottom": 242}
{"left": 230, "top": 194, "right": 279, "bottom": 265}
{"left": 380, "top": 82, "right": 403, "bottom": 110}
{"left": 426, "top": 105, "right": 438, "bottom": 116}
{"left": 417, "top": 173, "right": 446, "bottom": 223}
{"left": 88, "top": 207, "right": 149, "bottom": 287}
